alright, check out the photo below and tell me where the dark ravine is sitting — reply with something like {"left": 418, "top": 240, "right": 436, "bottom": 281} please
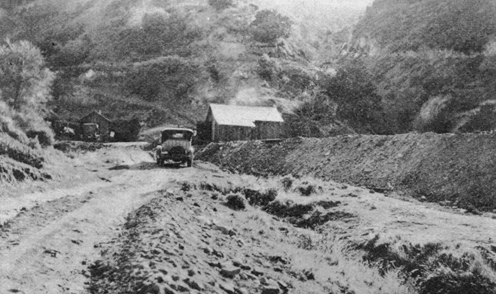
{"left": 197, "top": 132, "right": 496, "bottom": 211}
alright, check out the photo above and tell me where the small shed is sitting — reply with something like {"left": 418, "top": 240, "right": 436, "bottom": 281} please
{"left": 80, "top": 111, "right": 112, "bottom": 142}
{"left": 205, "top": 104, "right": 284, "bottom": 142}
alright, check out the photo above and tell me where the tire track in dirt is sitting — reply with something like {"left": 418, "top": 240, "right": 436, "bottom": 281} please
{"left": 0, "top": 166, "right": 189, "bottom": 294}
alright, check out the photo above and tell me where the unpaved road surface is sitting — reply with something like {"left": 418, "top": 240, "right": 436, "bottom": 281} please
{"left": 0, "top": 146, "right": 188, "bottom": 293}
{"left": 0, "top": 162, "right": 181, "bottom": 293}
{"left": 1, "top": 144, "right": 495, "bottom": 294}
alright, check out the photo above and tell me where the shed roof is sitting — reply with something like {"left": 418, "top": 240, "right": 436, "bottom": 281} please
{"left": 209, "top": 104, "right": 283, "bottom": 127}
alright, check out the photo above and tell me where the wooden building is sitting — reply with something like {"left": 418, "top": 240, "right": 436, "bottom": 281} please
{"left": 205, "top": 104, "right": 284, "bottom": 142}
{"left": 80, "top": 111, "right": 112, "bottom": 142}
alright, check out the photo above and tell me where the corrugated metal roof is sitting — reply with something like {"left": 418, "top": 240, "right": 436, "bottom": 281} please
{"left": 209, "top": 104, "right": 284, "bottom": 127}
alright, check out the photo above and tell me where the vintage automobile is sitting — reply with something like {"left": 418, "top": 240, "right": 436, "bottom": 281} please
{"left": 155, "top": 128, "right": 195, "bottom": 167}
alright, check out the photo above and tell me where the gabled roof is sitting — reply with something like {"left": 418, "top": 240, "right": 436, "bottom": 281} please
{"left": 80, "top": 111, "right": 111, "bottom": 122}
{"left": 208, "top": 104, "right": 283, "bottom": 127}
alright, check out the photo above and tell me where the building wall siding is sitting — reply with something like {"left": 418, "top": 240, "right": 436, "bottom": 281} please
{"left": 212, "top": 122, "right": 283, "bottom": 142}
{"left": 206, "top": 106, "right": 284, "bottom": 142}
{"left": 255, "top": 121, "right": 283, "bottom": 140}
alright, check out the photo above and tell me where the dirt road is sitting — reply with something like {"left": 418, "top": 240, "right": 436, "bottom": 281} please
{"left": 0, "top": 162, "right": 182, "bottom": 292}
{"left": 1, "top": 145, "right": 495, "bottom": 294}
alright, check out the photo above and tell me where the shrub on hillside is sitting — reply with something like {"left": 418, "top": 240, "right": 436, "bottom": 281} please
{"left": 250, "top": 10, "right": 292, "bottom": 43}
{"left": 225, "top": 193, "right": 246, "bottom": 210}
{"left": 243, "top": 188, "right": 277, "bottom": 206}
{"left": 0, "top": 104, "right": 45, "bottom": 168}
{"left": 0, "top": 133, "right": 44, "bottom": 168}
{"left": 0, "top": 103, "right": 29, "bottom": 144}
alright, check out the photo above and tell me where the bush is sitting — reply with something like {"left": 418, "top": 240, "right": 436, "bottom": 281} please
{"left": 0, "top": 133, "right": 44, "bottom": 168}
{"left": 281, "top": 176, "right": 294, "bottom": 191}
{"left": 250, "top": 10, "right": 292, "bottom": 43}
{"left": 243, "top": 188, "right": 277, "bottom": 206}
{"left": 0, "top": 103, "right": 29, "bottom": 144}
{"left": 26, "top": 128, "right": 55, "bottom": 147}
{"left": 225, "top": 194, "right": 246, "bottom": 210}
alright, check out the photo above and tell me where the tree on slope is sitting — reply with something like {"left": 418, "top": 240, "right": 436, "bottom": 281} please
{"left": 250, "top": 9, "right": 292, "bottom": 43}
{"left": 0, "top": 40, "right": 55, "bottom": 146}
{"left": 0, "top": 40, "right": 54, "bottom": 111}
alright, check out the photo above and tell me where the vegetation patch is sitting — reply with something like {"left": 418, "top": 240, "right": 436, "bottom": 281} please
{"left": 0, "top": 156, "right": 50, "bottom": 183}
{"left": 263, "top": 200, "right": 313, "bottom": 218}
{"left": 225, "top": 193, "right": 246, "bottom": 210}
{"left": 355, "top": 236, "right": 496, "bottom": 294}
{"left": 1, "top": 40, "right": 55, "bottom": 185}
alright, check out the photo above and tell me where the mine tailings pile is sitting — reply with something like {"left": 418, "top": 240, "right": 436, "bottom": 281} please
{"left": 197, "top": 132, "right": 496, "bottom": 211}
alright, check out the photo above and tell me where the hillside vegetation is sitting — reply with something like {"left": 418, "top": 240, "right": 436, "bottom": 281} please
{"left": 0, "top": 0, "right": 495, "bottom": 143}
{"left": 347, "top": 0, "right": 496, "bottom": 133}
{"left": 0, "top": 39, "right": 54, "bottom": 184}
{"left": 0, "top": 0, "right": 370, "bottom": 133}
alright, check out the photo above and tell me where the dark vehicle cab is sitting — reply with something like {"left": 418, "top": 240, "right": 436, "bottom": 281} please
{"left": 155, "top": 128, "right": 195, "bottom": 167}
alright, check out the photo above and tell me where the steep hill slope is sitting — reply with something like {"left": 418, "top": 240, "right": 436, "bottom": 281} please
{"left": 342, "top": 0, "right": 496, "bottom": 133}
{"left": 354, "top": 0, "right": 496, "bottom": 54}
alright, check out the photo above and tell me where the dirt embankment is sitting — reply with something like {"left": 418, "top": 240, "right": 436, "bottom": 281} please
{"left": 197, "top": 132, "right": 496, "bottom": 211}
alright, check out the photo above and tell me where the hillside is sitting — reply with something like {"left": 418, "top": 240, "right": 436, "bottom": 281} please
{"left": 344, "top": 0, "right": 496, "bottom": 133}
{"left": 0, "top": 0, "right": 495, "bottom": 178}
{"left": 354, "top": 0, "right": 496, "bottom": 54}
{"left": 0, "top": 0, "right": 369, "bottom": 135}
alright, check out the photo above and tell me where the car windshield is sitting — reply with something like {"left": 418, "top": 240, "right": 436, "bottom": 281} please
{"left": 161, "top": 130, "right": 193, "bottom": 142}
